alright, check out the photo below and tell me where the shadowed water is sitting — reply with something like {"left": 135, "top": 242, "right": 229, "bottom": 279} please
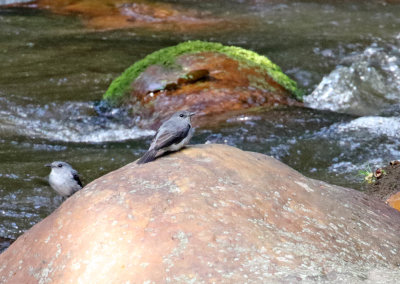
{"left": 0, "top": 1, "right": 400, "bottom": 244}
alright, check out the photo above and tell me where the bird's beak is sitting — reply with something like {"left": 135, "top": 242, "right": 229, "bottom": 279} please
{"left": 45, "top": 163, "right": 52, "bottom": 168}
{"left": 189, "top": 112, "right": 196, "bottom": 117}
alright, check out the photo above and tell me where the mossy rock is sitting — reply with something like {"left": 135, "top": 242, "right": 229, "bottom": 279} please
{"left": 103, "top": 40, "right": 303, "bottom": 106}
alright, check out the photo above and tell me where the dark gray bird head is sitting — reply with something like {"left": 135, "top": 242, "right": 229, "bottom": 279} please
{"left": 45, "top": 161, "right": 82, "bottom": 197}
{"left": 172, "top": 110, "right": 195, "bottom": 122}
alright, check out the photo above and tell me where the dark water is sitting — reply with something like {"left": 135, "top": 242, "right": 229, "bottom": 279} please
{"left": 0, "top": 1, "right": 400, "bottom": 243}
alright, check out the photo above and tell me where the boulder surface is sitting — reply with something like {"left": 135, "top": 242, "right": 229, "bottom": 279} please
{"left": 1, "top": 144, "right": 400, "bottom": 283}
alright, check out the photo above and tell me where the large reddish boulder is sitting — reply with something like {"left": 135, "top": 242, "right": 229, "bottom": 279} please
{"left": 1, "top": 144, "right": 399, "bottom": 282}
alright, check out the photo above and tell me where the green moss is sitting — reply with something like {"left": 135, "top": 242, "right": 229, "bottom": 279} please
{"left": 103, "top": 40, "right": 303, "bottom": 105}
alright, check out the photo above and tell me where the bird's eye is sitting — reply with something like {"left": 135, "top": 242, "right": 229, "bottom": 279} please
{"left": 179, "top": 114, "right": 184, "bottom": 118}
{"left": 58, "top": 164, "right": 63, "bottom": 168}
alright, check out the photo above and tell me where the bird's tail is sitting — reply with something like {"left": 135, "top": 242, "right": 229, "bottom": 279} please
{"left": 137, "top": 149, "right": 157, "bottom": 164}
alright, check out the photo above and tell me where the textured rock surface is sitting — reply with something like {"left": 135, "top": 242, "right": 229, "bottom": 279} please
{"left": 1, "top": 144, "right": 400, "bottom": 283}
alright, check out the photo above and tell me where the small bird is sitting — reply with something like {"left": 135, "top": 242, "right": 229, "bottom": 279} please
{"left": 137, "top": 110, "right": 195, "bottom": 164}
{"left": 45, "top": 161, "right": 83, "bottom": 198}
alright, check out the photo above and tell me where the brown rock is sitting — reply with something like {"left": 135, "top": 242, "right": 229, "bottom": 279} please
{"left": 127, "top": 52, "right": 302, "bottom": 128}
{"left": 1, "top": 144, "right": 400, "bottom": 282}
{"left": 32, "top": 0, "right": 238, "bottom": 31}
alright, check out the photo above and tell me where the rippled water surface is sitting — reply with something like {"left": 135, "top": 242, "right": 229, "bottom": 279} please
{"left": 1, "top": 1, "right": 400, "bottom": 242}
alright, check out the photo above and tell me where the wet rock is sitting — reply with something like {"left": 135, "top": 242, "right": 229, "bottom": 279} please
{"left": 31, "top": 0, "right": 237, "bottom": 31}
{"left": 102, "top": 41, "right": 303, "bottom": 128}
{"left": 1, "top": 144, "right": 400, "bottom": 282}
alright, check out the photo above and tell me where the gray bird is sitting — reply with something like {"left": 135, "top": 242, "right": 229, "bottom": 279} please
{"left": 137, "top": 110, "right": 195, "bottom": 164}
{"left": 45, "top": 161, "right": 83, "bottom": 198}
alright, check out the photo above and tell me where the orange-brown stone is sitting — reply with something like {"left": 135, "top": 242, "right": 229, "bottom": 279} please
{"left": 126, "top": 52, "right": 302, "bottom": 128}
{"left": 32, "top": 0, "right": 237, "bottom": 31}
{"left": 1, "top": 144, "right": 400, "bottom": 282}
{"left": 387, "top": 191, "right": 400, "bottom": 211}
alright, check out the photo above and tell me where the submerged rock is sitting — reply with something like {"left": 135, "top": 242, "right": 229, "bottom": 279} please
{"left": 102, "top": 41, "right": 303, "bottom": 128}
{"left": 1, "top": 144, "right": 400, "bottom": 282}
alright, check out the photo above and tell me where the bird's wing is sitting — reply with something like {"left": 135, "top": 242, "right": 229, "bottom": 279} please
{"left": 72, "top": 171, "right": 83, "bottom": 188}
{"left": 153, "top": 124, "right": 191, "bottom": 151}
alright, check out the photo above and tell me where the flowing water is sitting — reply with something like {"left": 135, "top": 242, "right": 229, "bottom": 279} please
{"left": 0, "top": 1, "right": 400, "bottom": 246}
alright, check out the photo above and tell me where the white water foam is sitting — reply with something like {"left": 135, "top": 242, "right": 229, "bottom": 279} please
{"left": 335, "top": 116, "right": 400, "bottom": 138}
{"left": 0, "top": 96, "right": 154, "bottom": 143}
